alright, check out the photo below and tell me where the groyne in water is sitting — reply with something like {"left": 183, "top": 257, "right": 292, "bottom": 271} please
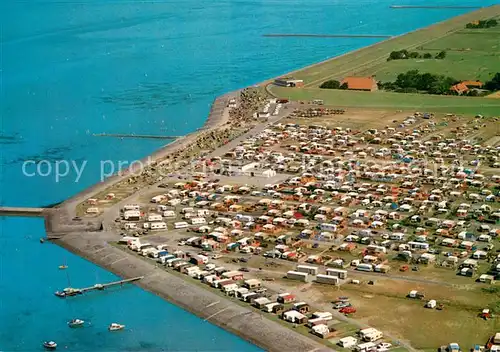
{"left": 390, "top": 5, "right": 482, "bottom": 9}
{"left": 0, "top": 206, "right": 47, "bottom": 217}
{"left": 263, "top": 33, "right": 393, "bottom": 38}
{"left": 93, "top": 133, "right": 181, "bottom": 140}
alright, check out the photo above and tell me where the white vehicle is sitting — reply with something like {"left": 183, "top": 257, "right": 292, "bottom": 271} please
{"left": 151, "top": 195, "right": 166, "bottom": 203}
{"left": 157, "top": 205, "right": 168, "bottom": 212}
{"left": 123, "top": 223, "right": 137, "bottom": 230}
{"left": 150, "top": 222, "right": 167, "bottom": 230}
{"left": 123, "top": 210, "right": 141, "bottom": 221}
{"left": 191, "top": 217, "right": 207, "bottom": 225}
{"left": 197, "top": 209, "right": 210, "bottom": 217}
{"left": 174, "top": 221, "right": 189, "bottom": 229}
{"left": 163, "top": 210, "right": 176, "bottom": 218}
{"left": 181, "top": 207, "right": 194, "bottom": 214}
{"left": 140, "top": 245, "right": 155, "bottom": 256}
{"left": 123, "top": 204, "right": 140, "bottom": 211}
{"left": 377, "top": 342, "right": 392, "bottom": 351}
{"left": 168, "top": 199, "right": 181, "bottom": 206}
{"left": 147, "top": 214, "right": 163, "bottom": 222}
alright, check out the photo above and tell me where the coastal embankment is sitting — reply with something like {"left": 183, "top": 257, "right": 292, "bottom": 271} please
{"left": 54, "top": 231, "right": 331, "bottom": 352}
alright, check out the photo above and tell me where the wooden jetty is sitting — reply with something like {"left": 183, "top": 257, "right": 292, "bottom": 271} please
{"left": 93, "top": 133, "right": 181, "bottom": 140}
{"left": 263, "top": 34, "right": 393, "bottom": 39}
{"left": 0, "top": 206, "right": 46, "bottom": 217}
{"left": 55, "top": 276, "right": 144, "bottom": 297}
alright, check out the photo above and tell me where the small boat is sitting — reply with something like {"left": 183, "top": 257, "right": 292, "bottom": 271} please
{"left": 43, "top": 341, "right": 57, "bottom": 350}
{"left": 40, "top": 238, "right": 45, "bottom": 244}
{"left": 58, "top": 265, "right": 68, "bottom": 270}
{"left": 108, "top": 323, "right": 125, "bottom": 331}
{"left": 68, "top": 319, "right": 84, "bottom": 328}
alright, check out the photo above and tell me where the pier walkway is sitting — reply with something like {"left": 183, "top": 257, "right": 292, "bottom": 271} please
{"left": 58, "top": 276, "right": 143, "bottom": 297}
{"left": 0, "top": 207, "right": 46, "bottom": 217}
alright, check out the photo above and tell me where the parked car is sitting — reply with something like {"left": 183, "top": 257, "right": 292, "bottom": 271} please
{"left": 333, "top": 302, "right": 351, "bottom": 309}
{"left": 378, "top": 343, "right": 392, "bottom": 350}
{"left": 339, "top": 306, "right": 356, "bottom": 314}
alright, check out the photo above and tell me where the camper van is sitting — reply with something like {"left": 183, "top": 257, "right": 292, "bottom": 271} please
{"left": 162, "top": 210, "right": 176, "bottom": 218}
{"left": 123, "top": 204, "right": 140, "bottom": 211}
{"left": 147, "top": 214, "right": 163, "bottom": 222}
{"left": 150, "top": 222, "right": 167, "bottom": 231}
{"left": 123, "top": 223, "right": 137, "bottom": 230}
{"left": 354, "top": 342, "right": 377, "bottom": 352}
{"left": 174, "top": 221, "right": 189, "bottom": 229}
{"left": 123, "top": 210, "right": 141, "bottom": 221}
{"left": 181, "top": 207, "right": 194, "bottom": 214}
{"left": 191, "top": 217, "right": 207, "bottom": 225}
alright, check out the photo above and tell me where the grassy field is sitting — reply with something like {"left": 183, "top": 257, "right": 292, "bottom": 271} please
{"left": 270, "top": 6, "right": 500, "bottom": 87}
{"left": 355, "top": 25, "right": 500, "bottom": 82}
{"left": 270, "top": 85, "right": 500, "bottom": 116}
{"left": 315, "top": 279, "right": 500, "bottom": 349}
{"left": 266, "top": 6, "right": 500, "bottom": 116}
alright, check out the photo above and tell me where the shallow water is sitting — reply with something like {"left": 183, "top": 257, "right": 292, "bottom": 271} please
{"left": 1, "top": 0, "right": 496, "bottom": 350}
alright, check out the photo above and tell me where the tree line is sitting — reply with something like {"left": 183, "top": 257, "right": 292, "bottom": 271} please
{"left": 378, "top": 70, "right": 457, "bottom": 95}
{"left": 387, "top": 49, "right": 446, "bottom": 61}
{"left": 319, "top": 80, "right": 346, "bottom": 89}
{"left": 465, "top": 19, "right": 498, "bottom": 29}
{"left": 378, "top": 70, "right": 500, "bottom": 96}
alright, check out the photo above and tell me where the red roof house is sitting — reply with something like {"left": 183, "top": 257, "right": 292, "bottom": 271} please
{"left": 340, "top": 76, "right": 378, "bottom": 91}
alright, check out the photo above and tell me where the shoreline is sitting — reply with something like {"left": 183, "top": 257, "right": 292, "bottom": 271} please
{"left": 39, "top": 5, "right": 497, "bottom": 351}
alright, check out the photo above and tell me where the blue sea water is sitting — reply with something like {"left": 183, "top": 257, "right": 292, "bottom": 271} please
{"left": 1, "top": 0, "right": 498, "bottom": 350}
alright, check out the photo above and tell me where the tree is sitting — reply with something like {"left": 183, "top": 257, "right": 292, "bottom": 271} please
{"left": 409, "top": 51, "right": 420, "bottom": 59}
{"left": 485, "top": 72, "right": 500, "bottom": 91}
{"left": 395, "top": 70, "right": 421, "bottom": 89}
{"left": 340, "top": 82, "right": 348, "bottom": 90}
{"left": 486, "top": 19, "right": 498, "bottom": 27}
{"left": 417, "top": 72, "right": 436, "bottom": 91}
{"left": 435, "top": 51, "right": 447, "bottom": 59}
{"left": 319, "top": 80, "right": 340, "bottom": 89}
{"left": 423, "top": 53, "right": 432, "bottom": 59}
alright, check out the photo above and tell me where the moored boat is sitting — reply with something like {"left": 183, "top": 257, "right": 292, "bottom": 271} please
{"left": 108, "top": 323, "right": 125, "bottom": 331}
{"left": 68, "top": 318, "right": 84, "bottom": 328}
{"left": 43, "top": 341, "right": 57, "bottom": 350}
